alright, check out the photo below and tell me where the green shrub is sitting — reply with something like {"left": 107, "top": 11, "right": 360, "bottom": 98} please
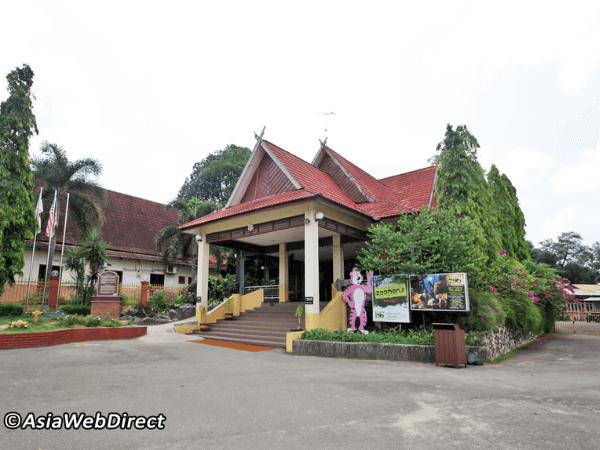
{"left": 85, "top": 315, "right": 102, "bottom": 327}
{"left": 59, "top": 315, "right": 86, "bottom": 327}
{"left": 0, "top": 303, "right": 25, "bottom": 316}
{"left": 497, "top": 293, "right": 544, "bottom": 334}
{"left": 59, "top": 305, "right": 91, "bottom": 316}
{"left": 148, "top": 290, "right": 171, "bottom": 311}
{"left": 459, "top": 289, "right": 506, "bottom": 332}
{"left": 300, "top": 328, "right": 482, "bottom": 346}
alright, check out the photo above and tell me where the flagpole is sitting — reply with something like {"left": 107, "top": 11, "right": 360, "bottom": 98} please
{"left": 56, "top": 193, "right": 70, "bottom": 311}
{"left": 41, "top": 190, "right": 57, "bottom": 310}
{"left": 26, "top": 188, "right": 43, "bottom": 314}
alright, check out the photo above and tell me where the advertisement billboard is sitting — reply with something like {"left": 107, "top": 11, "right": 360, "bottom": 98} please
{"left": 372, "top": 275, "right": 410, "bottom": 323}
{"left": 409, "top": 273, "right": 469, "bottom": 311}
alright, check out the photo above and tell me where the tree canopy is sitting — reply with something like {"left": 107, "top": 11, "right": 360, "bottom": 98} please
{"left": 358, "top": 207, "right": 484, "bottom": 277}
{"left": 31, "top": 141, "right": 105, "bottom": 236}
{"left": 434, "top": 124, "right": 502, "bottom": 265}
{"left": 175, "top": 144, "right": 251, "bottom": 206}
{"left": 532, "top": 232, "right": 600, "bottom": 283}
{"left": 0, "top": 65, "right": 38, "bottom": 293}
{"left": 486, "top": 165, "right": 529, "bottom": 260}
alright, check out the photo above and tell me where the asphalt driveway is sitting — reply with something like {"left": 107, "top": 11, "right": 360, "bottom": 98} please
{"left": 1, "top": 326, "right": 599, "bottom": 450}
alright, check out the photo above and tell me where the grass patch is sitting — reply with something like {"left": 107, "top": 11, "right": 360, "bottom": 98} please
{"left": 0, "top": 314, "right": 131, "bottom": 333}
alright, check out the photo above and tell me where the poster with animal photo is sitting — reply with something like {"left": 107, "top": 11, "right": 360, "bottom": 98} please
{"left": 409, "top": 273, "right": 470, "bottom": 312}
{"left": 372, "top": 275, "right": 410, "bottom": 323}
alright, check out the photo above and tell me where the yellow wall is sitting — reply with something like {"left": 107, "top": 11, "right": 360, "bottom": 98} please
{"left": 286, "top": 330, "right": 304, "bottom": 353}
{"left": 175, "top": 324, "right": 200, "bottom": 334}
{"left": 205, "top": 302, "right": 227, "bottom": 323}
{"left": 305, "top": 286, "right": 346, "bottom": 332}
{"left": 241, "top": 288, "right": 264, "bottom": 312}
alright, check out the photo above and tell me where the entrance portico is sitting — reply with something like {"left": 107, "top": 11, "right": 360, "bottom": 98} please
{"left": 178, "top": 132, "right": 437, "bottom": 332}
{"left": 188, "top": 200, "right": 370, "bottom": 317}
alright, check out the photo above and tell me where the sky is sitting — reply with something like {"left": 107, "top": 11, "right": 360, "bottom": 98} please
{"left": 2, "top": 1, "right": 600, "bottom": 247}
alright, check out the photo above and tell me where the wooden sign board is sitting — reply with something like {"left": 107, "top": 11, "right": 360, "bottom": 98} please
{"left": 97, "top": 270, "right": 120, "bottom": 296}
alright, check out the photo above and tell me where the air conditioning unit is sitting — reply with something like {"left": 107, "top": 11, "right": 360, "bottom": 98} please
{"left": 166, "top": 265, "right": 177, "bottom": 274}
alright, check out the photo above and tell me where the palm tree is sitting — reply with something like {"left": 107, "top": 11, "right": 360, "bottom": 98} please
{"left": 155, "top": 198, "right": 219, "bottom": 281}
{"left": 30, "top": 142, "right": 106, "bottom": 282}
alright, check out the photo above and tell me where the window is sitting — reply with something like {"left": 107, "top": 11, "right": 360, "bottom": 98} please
{"left": 188, "top": 277, "right": 192, "bottom": 284}
{"left": 150, "top": 274, "right": 164, "bottom": 285}
{"left": 178, "top": 276, "right": 185, "bottom": 284}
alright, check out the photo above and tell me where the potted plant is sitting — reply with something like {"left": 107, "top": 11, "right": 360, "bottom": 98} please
{"left": 224, "top": 298, "right": 234, "bottom": 320}
{"left": 292, "top": 304, "right": 303, "bottom": 331}
{"left": 198, "top": 306, "right": 209, "bottom": 331}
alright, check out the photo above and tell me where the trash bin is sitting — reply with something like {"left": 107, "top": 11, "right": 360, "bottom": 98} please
{"left": 433, "top": 323, "right": 467, "bottom": 368}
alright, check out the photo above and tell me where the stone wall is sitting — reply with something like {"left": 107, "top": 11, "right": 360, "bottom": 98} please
{"left": 475, "top": 326, "right": 541, "bottom": 361}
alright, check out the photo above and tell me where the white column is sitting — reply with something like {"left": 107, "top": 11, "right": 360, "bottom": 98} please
{"left": 196, "top": 233, "right": 209, "bottom": 311}
{"left": 332, "top": 234, "right": 344, "bottom": 284}
{"left": 304, "top": 209, "right": 320, "bottom": 314}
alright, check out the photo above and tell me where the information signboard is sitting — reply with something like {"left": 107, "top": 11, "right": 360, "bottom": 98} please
{"left": 97, "top": 271, "right": 119, "bottom": 296}
{"left": 372, "top": 275, "right": 410, "bottom": 323}
{"left": 409, "top": 273, "right": 469, "bottom": 312}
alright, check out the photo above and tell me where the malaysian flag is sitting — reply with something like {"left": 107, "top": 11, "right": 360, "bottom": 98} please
{"left": 45, "top": 191, "right": 57, "bottom": 238}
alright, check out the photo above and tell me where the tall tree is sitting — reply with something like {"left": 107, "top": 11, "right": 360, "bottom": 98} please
{"left": 175, "top": 144, "right": 251, "bottom": 206}
{"left": 487, "top": 165, "right": 529, "bottom": 260}
{"left": 30, "top": 142, "right": 105, "bottom": 282}
{"left": 434, "top": 124, "right": 502, "bottom": 266}
{"left": 540, "top": 232, "right": 587, "bottom": 268}
{"left": 0, "top": 65, "right": 38, "bottom": 295}
{"left": 155, "top": 198, "right": 219, "bottom": 281}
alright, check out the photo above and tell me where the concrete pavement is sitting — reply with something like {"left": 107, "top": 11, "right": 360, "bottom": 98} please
{"left": 1, "top": 329, "right": 599, "bottom": 450}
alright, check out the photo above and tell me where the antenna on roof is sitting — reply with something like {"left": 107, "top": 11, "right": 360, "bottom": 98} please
{"left": 316, "top": 112, "right": 335, "bottom": 141}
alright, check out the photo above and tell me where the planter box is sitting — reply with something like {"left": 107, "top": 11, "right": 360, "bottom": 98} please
{"left": 0, "top": 326, "right": 147, "bottom": 350}
{"left": 293, "top": 340, "right": 486, "bottom": 363}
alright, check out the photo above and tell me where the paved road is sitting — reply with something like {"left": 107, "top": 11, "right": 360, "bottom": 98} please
{"left": 1, "top": 327, "right": 599, "bottom": 450}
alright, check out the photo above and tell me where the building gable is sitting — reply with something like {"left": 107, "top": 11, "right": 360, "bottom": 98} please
{"left": 240, "top": 151, "right": 296, "bottom": 203}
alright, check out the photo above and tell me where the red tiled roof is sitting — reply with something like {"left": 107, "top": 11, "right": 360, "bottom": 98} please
{"left": 179, "top": 139, "right": 435, "bottom": 229}
{"left": 379, "top": 166, "right": 437, "bottom": 211}
{"left": 29, "top": 184, "right": 182, "bottom": 264}
{"left": 324, "top": 146, "right": 401, "bottom": 204}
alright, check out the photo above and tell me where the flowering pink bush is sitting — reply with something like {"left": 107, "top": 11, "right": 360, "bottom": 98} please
{"left": 478, "top": 253, "right": 574, "bottom": 332}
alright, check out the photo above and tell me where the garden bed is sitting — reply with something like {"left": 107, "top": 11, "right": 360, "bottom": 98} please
{"left": 0, "top": 326, "right": 147, "bottom": 350}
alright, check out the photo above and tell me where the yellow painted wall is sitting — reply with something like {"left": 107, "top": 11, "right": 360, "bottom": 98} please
{"left": 232, "top": 294, "right": 242, "bottom": 315}
{"left": 317, "top": 289, "right": 346, "bottom": 332}
{"left": 175, "top": 324, "right": 200, "bottom": 334}
{"left": 241, "top": 289, "right": 264, "bottom": 312}
{"left": 286, "top": 331, "right": 304, "bottom": 353}
{"left": 304, "top": 287, "right": 346, "bottom": 332}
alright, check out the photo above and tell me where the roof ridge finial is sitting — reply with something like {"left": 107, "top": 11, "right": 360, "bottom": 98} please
{"left": 254, "top": 126, "right": 266, "bottom": 141}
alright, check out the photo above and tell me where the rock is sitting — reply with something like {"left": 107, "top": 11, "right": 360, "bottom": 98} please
{"left": 132, "top": 304, "right": 156, "bottom": 318}
{"left": 168, "top": 310, "right": 178, "bottom": 320}
{"left": 120, "top": 315, "right": 135, "bottom": 322}
{"left": 134, "top": 316, "right": 171, "bottom": 325}
{"left": 176, "top": 304, "right": 195, "bottom": 320}
{"left": 184, "top": 293, "right": 196, "bottom": 304}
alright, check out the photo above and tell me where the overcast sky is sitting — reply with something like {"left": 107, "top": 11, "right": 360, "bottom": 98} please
{"left": 2, "top": 1, "right": 599, "bottom": 247}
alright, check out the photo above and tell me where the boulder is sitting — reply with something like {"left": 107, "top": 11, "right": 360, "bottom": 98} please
{"left": 176, "top": 304, "right": 195, "bottom": 320}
